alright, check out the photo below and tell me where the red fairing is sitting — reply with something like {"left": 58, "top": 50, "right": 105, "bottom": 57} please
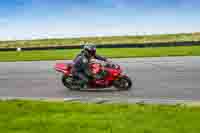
{"left": 89, "top": 62, "right": 122, "bottom": 85}
{"left": 90, "top": 63, "right": 101, "bottom": 74}
{"left": 54, "top": 63, "right": 72, "bottom": 75}
{"left": 104, "top": 67, "right": 121, "bottom": 81}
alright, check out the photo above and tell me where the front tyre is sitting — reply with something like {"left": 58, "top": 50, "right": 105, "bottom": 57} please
{"left": 113, "top": 76, "right": 132, "bottom": 91}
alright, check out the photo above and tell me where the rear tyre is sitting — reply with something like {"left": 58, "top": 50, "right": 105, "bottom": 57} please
{"left": 61, "top": 75, "right": 80, "bottom": 90}
{"left": 113, "top": 76, "right": 132, "bottom": 91}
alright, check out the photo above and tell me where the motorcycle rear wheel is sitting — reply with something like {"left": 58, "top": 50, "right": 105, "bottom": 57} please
{"left": 113, "top": 76, "right": 132, "bottom": 91}
{"left": 61, "top": 75, "right": 81, "bottom": 90}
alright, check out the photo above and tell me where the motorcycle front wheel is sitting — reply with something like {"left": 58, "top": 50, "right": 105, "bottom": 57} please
{"left": 113, "top": 76, "right": 132, "bottom": 91}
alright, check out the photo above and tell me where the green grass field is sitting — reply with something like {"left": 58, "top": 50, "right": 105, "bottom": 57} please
{"left": 0, "top": 100, "right": 200, "bottom": 133}
{"left": 0, "top": 33, "right": 200, "bottom": 48}
{"left": 0, "top": 46, "right": 199, "bottom": 62}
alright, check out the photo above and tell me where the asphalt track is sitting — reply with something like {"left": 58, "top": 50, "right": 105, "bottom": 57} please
{"left": 0, "top": 56, "right": 200, "bottom": 103}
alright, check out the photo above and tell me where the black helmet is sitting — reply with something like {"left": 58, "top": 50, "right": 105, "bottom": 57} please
{"left": 83, "top": 44, "right": 96, "bottom": 57}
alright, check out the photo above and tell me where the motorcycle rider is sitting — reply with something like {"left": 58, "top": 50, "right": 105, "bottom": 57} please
{"left": 72, "top": 44, "right": 108, "bottom": 89}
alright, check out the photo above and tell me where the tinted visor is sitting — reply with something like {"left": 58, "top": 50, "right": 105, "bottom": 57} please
{"left": 90, "top": 48, "right": 96, "bottom": 56}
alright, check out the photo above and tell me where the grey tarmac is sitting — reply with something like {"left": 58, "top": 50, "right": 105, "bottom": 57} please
{"left": 0, "top": 56, "right": 200, "bottom": 104}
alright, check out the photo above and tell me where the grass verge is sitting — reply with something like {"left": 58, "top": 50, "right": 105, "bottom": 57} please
{"left": 0, "top": 46, "right": 200, "bottom": 62}
{"left": 0, "top": 100, "right": 200, "bottom": 133}
{"left": 0, "top": 33, "right": 200, "bottom": 48}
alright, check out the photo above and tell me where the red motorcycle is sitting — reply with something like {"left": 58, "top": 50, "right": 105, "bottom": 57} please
{"left": 54, "top": 61, "right": 132, "bottom": 91}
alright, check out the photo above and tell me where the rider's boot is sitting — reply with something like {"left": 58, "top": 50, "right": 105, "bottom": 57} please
{"left": 80, "top": 80, "right": 88, "bottom": 89}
